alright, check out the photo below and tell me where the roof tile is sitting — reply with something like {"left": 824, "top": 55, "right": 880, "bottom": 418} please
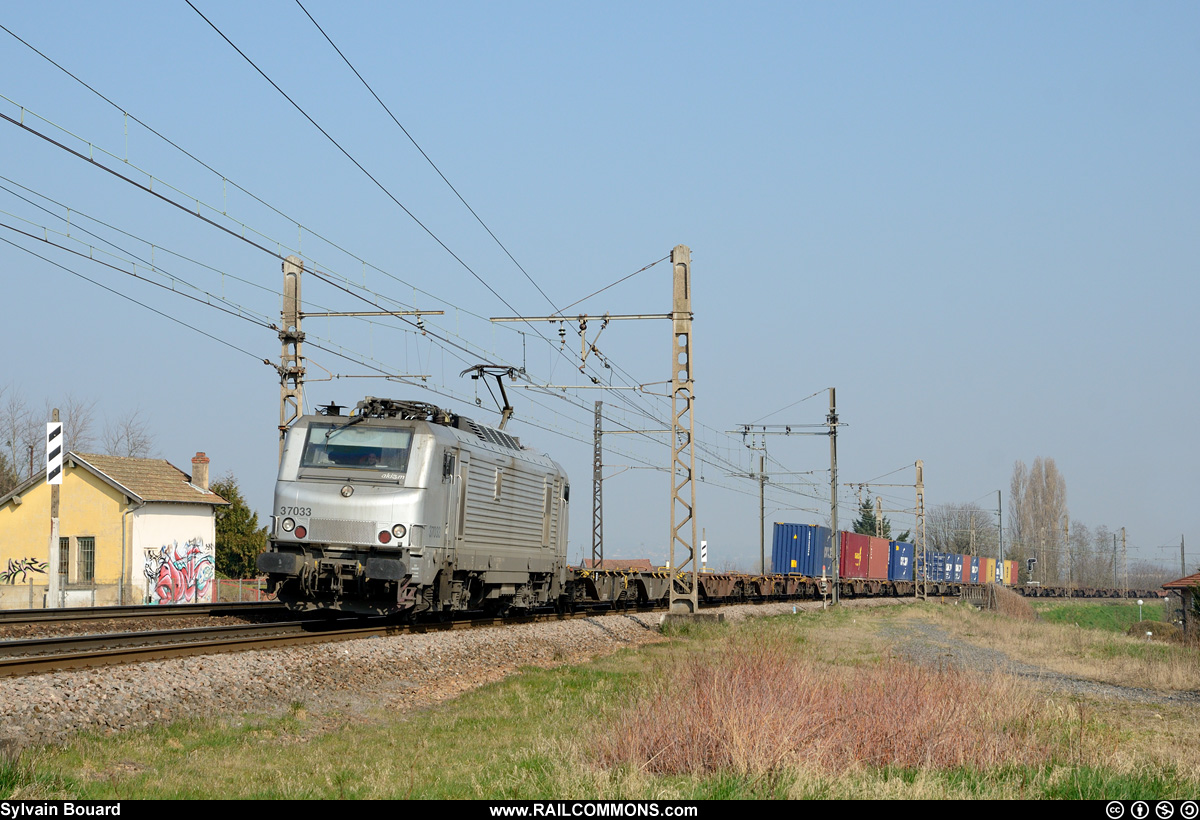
{"left": 72, "top": 453, "right": 228, "bottom": 506}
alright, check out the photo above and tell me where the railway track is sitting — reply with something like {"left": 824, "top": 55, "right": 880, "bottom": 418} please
{"left": 0, "top": 582, "right": 1164, "bottom": 679}
{"left": 0, "top": 607, "right": 629, "bottom": 678}
{"left": 0, "top": 600, "right": 283, "bottom": 624}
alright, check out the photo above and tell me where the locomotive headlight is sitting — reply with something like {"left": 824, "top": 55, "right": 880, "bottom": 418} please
{"left": 341, "top": 485, "right": 354, "bottom": 498}
{"left": 391, "top": 524, "right": 407, "bottom": 539}
{"left": 282, "top": 517, "right": 296, "bottom": 533}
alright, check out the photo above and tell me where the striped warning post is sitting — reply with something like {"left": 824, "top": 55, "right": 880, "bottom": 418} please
{"left": 46, "top": 422, "right": 63, "bottom": 485}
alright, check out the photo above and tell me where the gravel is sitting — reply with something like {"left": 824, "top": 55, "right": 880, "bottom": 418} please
{"left": 881, "top": 618, "right": 1200, "bottom": 706}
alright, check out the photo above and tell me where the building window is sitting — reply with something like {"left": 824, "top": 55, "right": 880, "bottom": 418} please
{"left": 77, "top": 537, "right": 95, "bottom": 584}
{"left": 58, "top": 537, "right": 69, "bottom": 582}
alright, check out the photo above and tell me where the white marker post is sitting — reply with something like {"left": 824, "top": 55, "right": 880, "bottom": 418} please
{"left": 46, "top": 413, "right": 63, "bottom": 609}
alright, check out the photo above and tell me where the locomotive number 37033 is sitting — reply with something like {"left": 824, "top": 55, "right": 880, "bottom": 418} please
{"left": 280, "top": 506, "right": 312, "bottom": 516}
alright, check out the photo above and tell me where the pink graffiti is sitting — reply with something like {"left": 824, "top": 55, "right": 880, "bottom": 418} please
{"left": 144, "top": 539, "right": 214, "bottom": 604}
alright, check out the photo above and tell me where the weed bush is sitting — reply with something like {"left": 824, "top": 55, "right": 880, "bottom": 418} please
{"left": 599, "top": 631, "right": 1056, "bottom": 776}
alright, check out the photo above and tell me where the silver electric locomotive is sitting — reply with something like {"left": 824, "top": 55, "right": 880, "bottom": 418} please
{"left": 258, "top": 398, "right": 570, "bottom": 615}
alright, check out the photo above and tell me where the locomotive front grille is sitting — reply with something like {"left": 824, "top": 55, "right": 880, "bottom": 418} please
{"left": 309, "top": 518, "right": 377, "bottom": 544}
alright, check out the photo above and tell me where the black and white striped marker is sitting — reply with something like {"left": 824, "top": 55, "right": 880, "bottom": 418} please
{"left": 46, "top": 422, "right": 63, "bottom": 485}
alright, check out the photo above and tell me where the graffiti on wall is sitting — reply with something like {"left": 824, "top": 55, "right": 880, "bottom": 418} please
{"left": 0, "top": 557, "right": 48, "bottom": 584}
{"left": 143, "top": 538, "right": 215, "bottom": 604}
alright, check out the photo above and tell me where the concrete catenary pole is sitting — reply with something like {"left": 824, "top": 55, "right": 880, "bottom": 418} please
{"left": 279, "top": 256, "right": 305, "bottom": 462}
{"left": 667, "top": 245, "right": 698, "bottom": 615}
{"left": 592, "top": 401, "right": 603, "bottom": 570}
{"left": 828, "top": 388, "right": 839, "bottom": 604}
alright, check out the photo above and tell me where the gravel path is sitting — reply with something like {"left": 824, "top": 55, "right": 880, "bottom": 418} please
{"left": 882, "top": 619, "right": 1200, "bottom": 706}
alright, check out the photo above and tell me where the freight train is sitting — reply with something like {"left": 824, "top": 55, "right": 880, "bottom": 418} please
{"left": 256, "top": 396, "right": 1152, "bottom": 616}
{"left": 770, "top": 523, "right": 1017, "bottom": 596}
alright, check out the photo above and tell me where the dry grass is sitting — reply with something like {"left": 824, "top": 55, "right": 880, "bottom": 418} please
{"left": 597, "top": 630, "right": 1055, "bottom": 776}
{"left": 993, "top": 584, "right": 1038, "bottom": 620}
{"left": 930, "top": 603, "right": 1200, "bottom": 692}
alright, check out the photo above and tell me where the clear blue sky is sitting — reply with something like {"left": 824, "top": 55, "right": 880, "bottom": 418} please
{"left": 2, "top": 1, "right": 1196, "bottom": 572}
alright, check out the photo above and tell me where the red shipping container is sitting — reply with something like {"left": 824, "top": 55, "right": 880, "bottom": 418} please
{"left": 1007, "top": 560, "right": 1017, "bottom": 586}
{"left": 867, "top": 536, "right": 890, "bottom": 580}
{"left": 840, "top": 532, "right": 870, "bottom": 579}
{"left": 961, "top": 556, "right": 971, "bottom": 584}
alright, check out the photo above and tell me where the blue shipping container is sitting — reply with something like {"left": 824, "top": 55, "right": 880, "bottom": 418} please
{"left": 926, "top": 551, "right": 942, "bottom": 582}
{"left": 970, "top": 556, "right": 980, "bottom": 584}
{"left": 889, "top": 541, "right": 914, "bottom": 582}
{"left": 771, "top": 523, "right": 832, "bottom": 577}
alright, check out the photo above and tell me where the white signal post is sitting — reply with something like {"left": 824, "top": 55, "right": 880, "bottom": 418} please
{"left": 46, "top": 411, "right": 62, "bottom": 609}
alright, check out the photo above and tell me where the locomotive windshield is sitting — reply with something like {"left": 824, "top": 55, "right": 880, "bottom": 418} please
{"left": 300, "top": 423, "right": 413, "bottom": 473}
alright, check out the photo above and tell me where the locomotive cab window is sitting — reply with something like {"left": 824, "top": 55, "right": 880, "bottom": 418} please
{"left": 300, "top": 423, "right": 413, "bottom": 473}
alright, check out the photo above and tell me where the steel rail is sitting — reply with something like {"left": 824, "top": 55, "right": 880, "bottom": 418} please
{"left": 0, "top": 601, "right": 283, "bottom": 624}
{"left": 0, "top": 608, "right": 606, "bottom": 678}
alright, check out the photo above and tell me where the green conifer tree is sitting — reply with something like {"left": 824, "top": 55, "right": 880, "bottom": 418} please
{"left": 210, "top": 472, "right": 268, "bottom": 579}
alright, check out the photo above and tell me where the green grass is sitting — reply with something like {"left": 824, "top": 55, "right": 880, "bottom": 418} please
{"left": 3, "top": 604, "right": 1197, "bottom": 800}
{"left": 1031, "top": 600, "right": 1164, "bottom": 632}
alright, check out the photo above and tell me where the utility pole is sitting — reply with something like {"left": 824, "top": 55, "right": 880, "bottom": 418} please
{"left": 277, "top": 255, "right": 438, "bottom": 461}
{"left": 915, "top": 460, "right": 926, "bottom": 600}
{"left": 758, "top": 453, "right": 767, "bottom": 573}
{"left": 592, "top": 401, "right": 603, "bottom": 569}
{"left": 1182, "top": 534, "right": 1187, "bottom": 578}
{"left": 828, "top": 388, "right": 839, "bottom": 604}
{"left": 730, "top": 387, "right": 843, "bottom": 591}
{"left": 875, "top": 497, "right": 883, "bottom": 537}
{"left": 490, "top": 244, "right": 699, "bottom": 614}
{"left": 1113, "top": 533, "right": 1118, "bottom": 588}
{"left": 279, "top": 256, "right": 304, "bottom": 462}
{"left": 667, "top": 245, "right": 698, "bottom": 615}
{"left": 1122, "top": 527, "right": 1127, "bottom": 594}
{"left": 997, "top": 490, "right": 1003, "bottom": 570}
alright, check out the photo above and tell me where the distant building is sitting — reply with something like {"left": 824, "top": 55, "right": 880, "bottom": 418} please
{"left": 0, "top": 452, "right": 227, "bottom": 608}
{"left": 1163, "top": 572, "right": 1200, "bottom": 638}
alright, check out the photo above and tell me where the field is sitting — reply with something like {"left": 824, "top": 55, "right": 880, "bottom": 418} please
{"left": 1029, "top": 599, "right": 1166, "bottom": 633}
{"left": 2, "top": 599, "right": 1198, "bottom": 800}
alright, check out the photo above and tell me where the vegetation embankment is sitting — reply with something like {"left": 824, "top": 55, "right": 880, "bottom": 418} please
{"left": 2, "top": 601, "right": 1198, "bottom": 799}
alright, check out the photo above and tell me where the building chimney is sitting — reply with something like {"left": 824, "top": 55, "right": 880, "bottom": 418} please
{"left": 191, "top": 452, "right": 210, "bottom": 492}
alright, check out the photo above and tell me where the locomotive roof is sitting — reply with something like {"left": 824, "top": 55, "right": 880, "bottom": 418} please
{"left": 311, "top": 397, "right": 524, "bottom": 452}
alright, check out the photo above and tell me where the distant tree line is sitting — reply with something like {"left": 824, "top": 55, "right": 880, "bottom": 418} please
{"left": 925, "top": 456, "right": 1176, "bottom": 589}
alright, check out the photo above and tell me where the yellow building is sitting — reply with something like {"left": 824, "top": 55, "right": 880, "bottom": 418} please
{"left": 0, "top": 452, "right": 227, "bottom": 608}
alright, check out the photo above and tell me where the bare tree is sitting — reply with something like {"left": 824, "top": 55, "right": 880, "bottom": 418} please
{"left": 0, "top": 385, "right": 38, "bottom": 487}
{"left": 54, "top": 394, "right": 98, "bottom": 454}
{"left": 102, "top": 408, "right": 156, "bottom": 458}
{"left": 927, "top": 502, "right": 999, "bottom": 556}
{"left": 1008, "top": 458, "right": 1068, "bottom": 584}
{"left": 1067, "top": 519, "right": 1093, "bottom": 587}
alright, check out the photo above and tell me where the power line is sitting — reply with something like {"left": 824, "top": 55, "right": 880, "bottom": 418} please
{"left": 0, "top": 36, "right": 821, "bottom": 516}
{"left": 293, "top": 0, "right": 561, "bottom": 316}
{"left": 184, "top": 0, "right": 546, "bottom": 339}
{"left": 0, "top": 233, "right": 270, "bottom": 364}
